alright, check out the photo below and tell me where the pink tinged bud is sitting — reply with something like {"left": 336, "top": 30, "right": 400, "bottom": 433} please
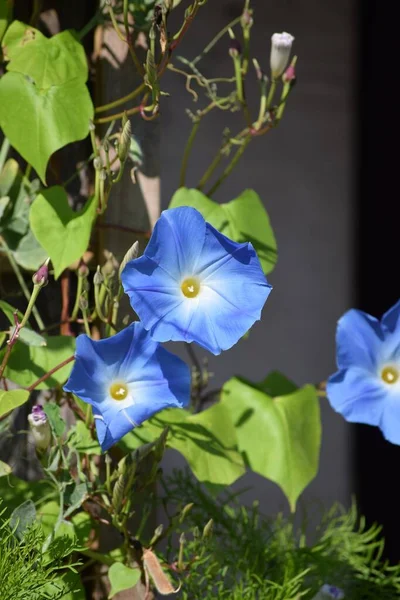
{"left": 270, "top": 32, "right": 294, "bottom": 79}
{"left": 283, "top": 64, "right": 296, "bottom": 83}
{"left": 229, "top": 39, "right": 242, "bottom": 58}
{"left": 32, "top": 258, "right": 50, "bottom": 287}
{"left": 28, "top": 405, "right": 51, "bottom": 451}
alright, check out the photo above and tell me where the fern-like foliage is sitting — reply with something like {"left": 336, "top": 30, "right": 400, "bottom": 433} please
{"left": 0, "top": 502, "right": 78, "bottom": 600}
{"left": 161, "top": 470, "right": 400, "bottom": 600}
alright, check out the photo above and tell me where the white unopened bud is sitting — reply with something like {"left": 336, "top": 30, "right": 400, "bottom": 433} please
{"left": 270, "top": 32, "right": 294, "bottom": 79}
{"left": 28, "top": 405, "right": 51, "bottom": 451}
{"left": 312, "top": 585, "right": 344, "bottom": 600}
{"left": 119, "top": 240, "right": 140, "bottom": 279}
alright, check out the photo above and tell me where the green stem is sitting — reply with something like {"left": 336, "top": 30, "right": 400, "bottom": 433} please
{"left": 206, "top": 135, "right": 251, "bottom": 197}
{"left": 95, "top": 83, "right": 146, "bottom": 114}
{"left": 85, "top": 404, "right": 92, "bottom": 427}
{"left": 232, "top": 55, "right": 244, "bottom": 104}
{"left": 20, "top": 285, "right": 41, "bottom": 328}
{"left": 0, "top": 238, "right": 44, "bottom": 329}
{"left": 196, "top": 150, "right": 224, "bottom": 191}
{"left": 82, "top": 309, "right": 91, "bottom": 336}
{"left": 94, "top": 103, "right": 142, "bottom": 125}
{"left": 192, "top": 16, "right": 242, "bottom": 65}
{"left": 78, "top": 9, "right": 101, "bottom": 40}
{"left": 71, "top": 275, "right": 84, "bottom": 321}
{"left": 105, "top": 454, "right": 112, "bottom": 495}
{"left": 179, "top": 120, "right": 200, "bottom": 187}
{"left": 266, "top": 79, "right": 277, "bottom": 108}
{"left": 0, "top": 138, "right": 10, "bottom": 173}
{"left": 94, "top": 282, "right": 108, "bottom": 323}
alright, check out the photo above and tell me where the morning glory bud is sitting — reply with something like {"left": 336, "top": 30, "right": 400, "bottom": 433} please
{"left": 229, "top": 38, "right": 242, "bottom": 58}
{"left": 119, "top": 240, "right": 140, "bottom": 280}
{"left": 32, "top": 258, "right": 50, "bottom": 287}
{"left": 270, "top": 32, "right": 294, "bottom": 79}
{"left": 312, "top": 585, "right": 345, "bottom": 600}
{"left": 28, "top": 405, "right": 51, "bottom": 451}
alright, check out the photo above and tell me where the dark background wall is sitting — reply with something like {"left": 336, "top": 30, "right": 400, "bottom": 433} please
{"left": 161, "top": 0, "right": 355, "bottom": 523}
{"left": 356, "top": 0, "right": 400, "bottom": 562}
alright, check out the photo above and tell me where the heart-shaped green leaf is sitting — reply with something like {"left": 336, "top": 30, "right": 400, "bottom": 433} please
{"left": 121, "top": 402, "right": 245, "bottom": 487}
{"left": 0, "top": 389, "right": 30, "bottom": 418}
{"left": 0, "top": 459, "right": 11, "bottom": 478}
{"left": 169, "top": 187, "right": 278, "bottom": 274}
{"left": 108, "top": 563, "right": 141, "bottom": 598}
{"left": 221, "top": 378, "right": 321, "bottom": 512}
{"left": 1, "top": 335, "right": 75, "bottom": 388}
{"left": 29, "top": 186, "right": 96, "bottom": 278}
{"left": 0, "top": 22, "right": 92, "bottom": 183}
{"left": 3, "top": 23, "right": 88, "bottom": 88}
{"left": 0, "top": 72, "right": 93, "bottom": 183}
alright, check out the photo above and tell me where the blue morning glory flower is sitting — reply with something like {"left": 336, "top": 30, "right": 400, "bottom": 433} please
{"left": 121, "top": 207, "right": 272, "bottom": 355}
{"left": 327, "top": 300, "right": 400, "bottom": 444}
{"left": 64, "top": 322, "right": 190, "bottom": 451}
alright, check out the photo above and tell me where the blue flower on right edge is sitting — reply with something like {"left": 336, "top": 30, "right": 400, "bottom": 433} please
{"left": 327, "top": 299, "right": 400, "bottom": 444}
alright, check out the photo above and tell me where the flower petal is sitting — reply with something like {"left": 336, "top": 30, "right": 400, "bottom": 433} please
{"left": 327, "top": 367, "right": 387, "bottom": 426}
{"left": 335, "top": 309, "right": 384, "bottom": 371}
{"left": 381, "top": 299, "right": 400, "bottom": 334}
{"left": 142, "top": 206, "right": 206, "bottom": 279}
{"left": 121, "top": 255, "right": 184, "bottom": 331}
{"left": 379, "top": 390, "right": 400, "bottom": 445}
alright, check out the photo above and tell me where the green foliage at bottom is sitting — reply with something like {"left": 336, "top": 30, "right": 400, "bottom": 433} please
{"left": 0, "top": 502, "right": 80, "bottom": 599}
{"left": 163, "top": 471, "right": 400, "bottom": 600}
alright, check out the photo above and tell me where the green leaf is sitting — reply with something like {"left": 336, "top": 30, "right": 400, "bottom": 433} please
{"left": 68, "top": 420, "right": 101, "bottom": 455}
{"left": 0, "top": 458, "right": 11, "bottom": 477}
{"left": 10, "top": 499, "right": 36, "bottom": 540}
{"left": 64, "top": 482, "right": 88, "bottom": 518}
{"left": 169, "top": 188, "right": 278, "bottom": 274}
{"left": 257, "top": 370, "right": 298, "bottom": 397}
{"left": 37, "top": 500, "right": 59, "bottom": 538}
{"left": 0, "top": 22, "right": 92, "bottom": 183}
{"left": 0, "top": 158, "right": 30, "bottom": 236}
{"left": 29, "top": 187, "right": 96, "bottom": 278}
{"left": 122, "top": 403, "right": 245, "bottom": 487}
{"left": 0, "top": 389, "right": 30, "bottom": 418}
{"left": 0, "top": 159, "right": 47, "bottom": 270}
{"left": 12, "top": 228, "right": 48, "bottom": 271}
{"left": 221, "top": 378, "right": 321, "bottom": 512}
{"left": 43, "top": 402, "right": 65, "bottom": 437}
{"left": 0, "top": 302, "right": 47, "bottom": 346}
{"left": 108, "top": 562, "right": 141, "bottom": 598}
{"left": 71, "top": 511, "right": 94, "bottom": 546}
{"left": 0, "top": 0, "right": 12, "bottom": 43}
{"left": 2, "top": 335, "right": 75, "bottom": 388}
{"left": 45, "top": 571, "right": 85, "bottom": 600}
{"left": 3, "top": 23, "right": 88, "bottom": 88}
{"left": 0, "top": 72, "right": 93, "bottom": 183}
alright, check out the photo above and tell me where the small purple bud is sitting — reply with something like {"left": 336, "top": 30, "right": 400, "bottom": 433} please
{"left": 283, "top": 64, "right": 296, "bottom": 83}
{"left": 32, "top": 258, "right": 50, "bottom": 287}
{"left": 229, "top": 39, "right": 242, "bottom": 58}
{"left": 28, "top": 405, "right": 51, "bottom": 451}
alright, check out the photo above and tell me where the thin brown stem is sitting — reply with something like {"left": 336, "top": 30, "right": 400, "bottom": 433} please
{"left": 27, "top": 355, "right": 75, "bottom": 392}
